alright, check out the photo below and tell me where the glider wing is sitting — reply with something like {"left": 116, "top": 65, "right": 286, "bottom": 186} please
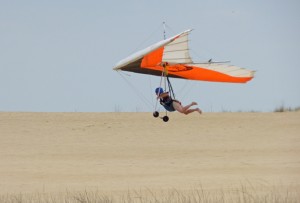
{"left": 113, "top": 30, "right": 254, "bottom": 83}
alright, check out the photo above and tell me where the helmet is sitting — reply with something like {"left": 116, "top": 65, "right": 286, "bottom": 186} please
{"left": 155, "top": 87, "right": 164, "bottom": 95}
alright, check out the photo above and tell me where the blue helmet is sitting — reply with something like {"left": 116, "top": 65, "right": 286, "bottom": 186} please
{"left": 155, "top": 87, "right": 164, "bottom": 95}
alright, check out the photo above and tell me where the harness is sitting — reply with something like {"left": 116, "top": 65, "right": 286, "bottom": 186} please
{"left": 160, "top": 94, "right": 175, "bottom": 112}
{"left": 159, "top": 63, "right": 177, "bottom": 112}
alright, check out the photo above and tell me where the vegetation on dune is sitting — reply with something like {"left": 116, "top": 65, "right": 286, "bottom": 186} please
{"left": 274, "top": 105, "right": 300, "bottom": 112}
{"left": 1, "top": 185, "right": 299, "bottom": 203}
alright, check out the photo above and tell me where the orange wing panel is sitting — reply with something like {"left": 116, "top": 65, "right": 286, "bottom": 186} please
{"left": 172, "top": 65, "right": 253, "bottom": 83}
{"left": 141, "top": 64, "right": 253, "bottom": 83}
{"left": 141, "top": 47, "right": 164, "bottom": 68}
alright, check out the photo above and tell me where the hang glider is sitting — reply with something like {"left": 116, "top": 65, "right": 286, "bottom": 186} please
{"left": 113, "top": 29, "right": 254, "bottom": 83}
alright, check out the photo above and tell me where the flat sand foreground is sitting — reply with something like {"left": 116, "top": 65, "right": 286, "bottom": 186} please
{"left": 0, "top": 112, "right": 299, "bottom": 195}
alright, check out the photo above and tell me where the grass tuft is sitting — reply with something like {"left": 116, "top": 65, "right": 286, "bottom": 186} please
{"left": 0, "top": 184, "right": 299, "bottom": 203}
{"left": 274, "top": 105, "right": 300, "bottom": 112}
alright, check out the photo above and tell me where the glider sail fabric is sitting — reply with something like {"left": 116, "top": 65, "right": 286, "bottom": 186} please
{"left": 113, "top": 30, "right": 254, "bottom": 83}
{"left": 162, "top": 31, "right": 192, "bottom": 64}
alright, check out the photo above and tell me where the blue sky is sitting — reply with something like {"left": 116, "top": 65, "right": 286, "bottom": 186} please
{"left": 1, "top": 0, "right": 299, "bottom": 112}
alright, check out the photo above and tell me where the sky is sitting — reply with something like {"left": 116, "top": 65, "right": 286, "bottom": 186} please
{"left": 1, "top": 0, "right": 299, "bottom": 112}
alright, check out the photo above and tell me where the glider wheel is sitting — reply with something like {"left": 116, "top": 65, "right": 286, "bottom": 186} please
{"left": 153, "top": 111, "right": 159, "bottom": 118}
{"left": 162, "top": 116, "right": 169, "bottom": 122}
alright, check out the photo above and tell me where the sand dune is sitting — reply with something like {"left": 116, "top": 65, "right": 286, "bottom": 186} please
{"left": 0, "top": 112, "right": 299, "bottom": 195}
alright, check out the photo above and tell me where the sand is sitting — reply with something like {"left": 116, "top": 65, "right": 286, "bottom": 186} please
{"left": 0, "top": 112, "right": 299, "bottom": 195}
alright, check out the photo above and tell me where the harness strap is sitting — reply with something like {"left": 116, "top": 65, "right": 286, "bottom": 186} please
{"left": 167, "top": 76, "right": 175, "bottom": 99}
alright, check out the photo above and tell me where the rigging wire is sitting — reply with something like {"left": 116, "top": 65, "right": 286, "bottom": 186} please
{"left": 149, "top": 74, "right": 161, "bottom": 112}
{"left": 176, "top": 79, "right": 192, "bottom": 99}
{"left": 131, "top": 22, "right": 166, "bottom": 55}
{"left": 164, "top": 23, "right": 177, "bottom": 36}
{"left": 117, "top": 71, "right": 154, "bottom": 111}
{"left": 116, "top": 22, "right": 172, "bottom": 113}
{"left": 116, "top": 22, "right": 203, "bottom": 112}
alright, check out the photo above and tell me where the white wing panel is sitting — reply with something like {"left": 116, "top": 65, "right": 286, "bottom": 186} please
{"left": 191, "top": 63, "right": 255, "bottom": 78}
{"left": 162, "top": 32, "right": 193, "bottom": 64}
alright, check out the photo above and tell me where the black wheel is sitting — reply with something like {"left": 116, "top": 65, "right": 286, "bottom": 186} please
{"left": 153, "top": 111, "right": 159, "bottom": 117}
{"left": 163, "top": 116, "right": 169, "bottom": 122}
